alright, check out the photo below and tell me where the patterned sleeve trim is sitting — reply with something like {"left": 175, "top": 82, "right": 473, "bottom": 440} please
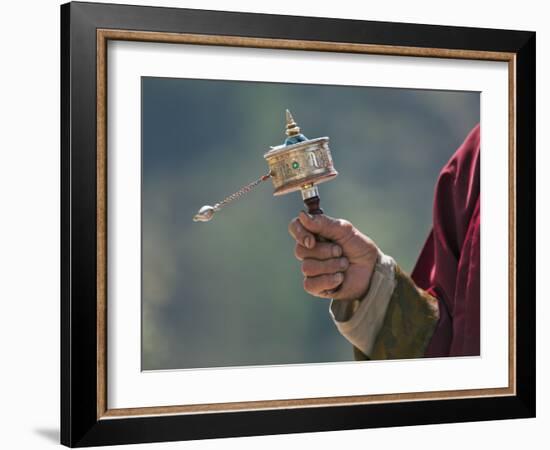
{"left": 364, "top": 265, "right": 440, "bottom": 360}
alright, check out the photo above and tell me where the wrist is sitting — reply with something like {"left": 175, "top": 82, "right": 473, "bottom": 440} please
{"left": 354, "top": 245, "right": 384, "bottom": 303}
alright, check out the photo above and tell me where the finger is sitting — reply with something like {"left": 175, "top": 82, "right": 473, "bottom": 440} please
{"left": 294, "top": 242, "right": 342, "bottom": 261}
{"left": 298, "top": 211, "right": 354, "bottom": 243}
{"left": 302, "top": 257, "right": 349, "bottom": 277}
{"left": 304, "top": 273, "right": 344, "bottom": 296}
{"left": 288, "top": 217, "right": 316, "bottom": 249}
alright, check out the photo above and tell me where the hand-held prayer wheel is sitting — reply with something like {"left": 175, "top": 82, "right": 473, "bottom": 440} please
{"left": 193, "top": 110, "right": 338, "bottom": 222}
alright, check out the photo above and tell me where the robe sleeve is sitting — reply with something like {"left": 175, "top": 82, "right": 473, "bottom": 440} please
{"left": 344, "top": 124, "right": 480, "bottom": 360}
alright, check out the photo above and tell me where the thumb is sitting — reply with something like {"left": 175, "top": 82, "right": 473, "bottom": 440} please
{"left": 298, "top": 211, "right": 354, "bottom": 243}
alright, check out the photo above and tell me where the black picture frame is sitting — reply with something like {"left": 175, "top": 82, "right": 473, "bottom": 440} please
{"left": 61, "top": 1, "right": 535, "bottom": 447}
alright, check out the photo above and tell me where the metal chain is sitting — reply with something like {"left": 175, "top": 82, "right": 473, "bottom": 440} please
{"left": 214, "top": 172, "right": 272, "bottom": 210}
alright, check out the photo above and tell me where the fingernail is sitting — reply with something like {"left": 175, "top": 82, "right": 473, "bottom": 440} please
{"left": 332, "top": 245, "right": 342, "bottom": 257}
{"left": 304, "top": 236, "right": 313, "bottom": 248}
{"left": 335, "top": 273, "right": 344, "bottom": 283}
{"left": 340, "top": 258, "right": 348, "bottom": 269}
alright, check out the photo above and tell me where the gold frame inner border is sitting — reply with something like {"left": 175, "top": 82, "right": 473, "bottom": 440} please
{"left": 96, "top": 28, "right": 517, "bottom": 420}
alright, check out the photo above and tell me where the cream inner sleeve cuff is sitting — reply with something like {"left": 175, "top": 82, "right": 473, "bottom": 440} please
{"left": 329, "top": 249, "right": 397, "bottom": 357}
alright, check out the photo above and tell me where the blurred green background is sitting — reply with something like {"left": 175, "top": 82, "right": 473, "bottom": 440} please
{"left": 141, "top": 77, "right": 479, "bottom": 370}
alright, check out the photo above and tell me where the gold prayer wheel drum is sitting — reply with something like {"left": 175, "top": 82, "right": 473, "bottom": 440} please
{"left": 263, "top": 110, "right": 338, "bottom": 196}
{"left": 263, "top": 137, "right": 338, "bottom": 196}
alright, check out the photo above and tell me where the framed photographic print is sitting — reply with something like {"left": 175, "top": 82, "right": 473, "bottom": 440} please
{"left": 60, "top": 1, "right": 536, "bottom": 447}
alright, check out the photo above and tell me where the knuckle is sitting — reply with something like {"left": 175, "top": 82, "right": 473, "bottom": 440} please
{"left": 339, "top": 257, "right": 349, "bottom": 270}
{"left": 301, "top": 259, "right": 315, "bottom": 275}
{"left": 312, "top": 274, "right": 326, "bottom": 290}
{"left": 294, "top": 244, "right": 304, "bottom": 261}
{"left": 321, "top": 243, "right": 334, "bottom": 258}
{"left": 309, "top": 248, "right": 325, "bottom": 261}
{"left": 327, "top": 274, "right": 340, "bottom": 289}
{"left": 336, "top": 219, "right": 355, "bottom": 243}
{"left": 303, "top": 277, "right": 314, "bottom": 293}
{"left": 329, "top": 273, "right": 343, "bottom": 287}
{"left": 306, "top": 245, "right": 322, "bottom": 259}
{"left": 311, "top": 243, "right": 336, "bottom": 260}
{"left": 292, "top": 218, "right": 304, "bottom": 233}
{"left": 288, "top": 219, "right": 297, "bottom": 235}
{"left": 337, "top": 219, "right": 353, "bottom": 231}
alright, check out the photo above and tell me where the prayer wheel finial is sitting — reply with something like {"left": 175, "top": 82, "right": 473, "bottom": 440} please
{"left": 285, "top": 109, "right": 301, "bottom": 137}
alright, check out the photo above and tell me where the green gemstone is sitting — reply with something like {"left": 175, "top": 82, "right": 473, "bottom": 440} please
{"left": 292, "top": 161, "right": 300, "bottom": 169}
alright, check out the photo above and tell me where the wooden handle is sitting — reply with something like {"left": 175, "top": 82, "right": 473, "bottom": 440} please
{"left": 303, "top": 195, "right": 323, "bottom": 216}
{"left": 303, "top": 195, "right": 327, "bottom": 242}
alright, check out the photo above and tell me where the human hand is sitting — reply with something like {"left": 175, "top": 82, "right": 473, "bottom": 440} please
{"left": 288, "top": 212, "right": 379, "bottom": 301}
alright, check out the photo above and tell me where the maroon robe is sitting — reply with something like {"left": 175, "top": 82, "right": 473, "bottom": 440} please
{"left": 411, "top": 124, "right": 481, "bottom": 357}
